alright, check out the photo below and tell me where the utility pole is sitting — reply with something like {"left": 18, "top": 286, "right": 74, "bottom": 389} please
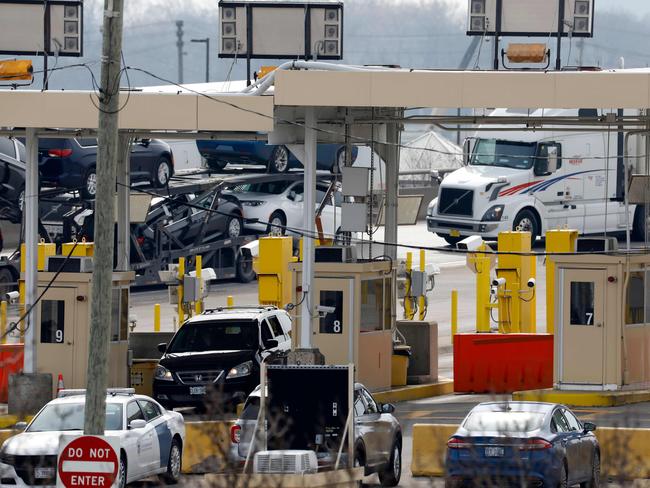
{"left": 84, "top": 0, "right": 124, "bottom": 435}
{"left": 191, "top": 38, "right": 210, "bottom": 83}
{"left": 176, "top": 20, "right": 185, "bottom": 83}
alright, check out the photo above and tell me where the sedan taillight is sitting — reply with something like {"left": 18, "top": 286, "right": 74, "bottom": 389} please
{"left": 230, "top": 424, "right": 241, "bottom": 444}
{"left": 447, "top": 437, "right": 472, "bottom": 449}
{"left": 519, "top": 439, "right": 552, "bottom": 450}
{"left": 47, "top": 148, "right": 73, "bottom": 158}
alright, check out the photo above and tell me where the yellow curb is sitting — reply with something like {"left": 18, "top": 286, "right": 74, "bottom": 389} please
{"left": 373, "top": 380, "right": 454, "bottom": 404}
{"left": 512, "top": 389, "right": 650, "bottom": 407}
{"left": 0, "top": 416, "right": 33, "bottom": 430}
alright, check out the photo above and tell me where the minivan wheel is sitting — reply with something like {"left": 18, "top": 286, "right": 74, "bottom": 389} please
{"left": 82, "top": 167, "right": 97, "bottom": 199}
{"left": 378, "top": 440, "right": 401, "bottom": 487}
{"left": 152, "top": 158, "right": 172, "bottom": 187}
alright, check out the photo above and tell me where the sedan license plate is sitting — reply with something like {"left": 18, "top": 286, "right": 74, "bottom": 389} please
{"left": 450, "top": 229, "right": 461, "bottom": 237}
{"left": 485, "top": 447, "right": 505, "bottom": 458}
{"left": 35, "top": 467, "right": 55, "bottom": 479}
{"left": 189, "top": 386, "right": 206, "bottom": 395}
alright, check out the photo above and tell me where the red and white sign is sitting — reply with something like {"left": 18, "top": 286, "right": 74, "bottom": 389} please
{"left": 57, "top": 436, "right": 120, "bottom": 488}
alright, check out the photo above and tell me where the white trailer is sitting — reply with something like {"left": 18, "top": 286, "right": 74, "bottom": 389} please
{"left": 427, "top": 108, "right": 645, "bottom": 244}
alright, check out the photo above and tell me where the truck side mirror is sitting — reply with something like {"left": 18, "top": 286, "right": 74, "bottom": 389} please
{"left": 462, "top": 138, "right": 472, "bottom": 166}
{"left": 547, "top": 146, "right": 559, "bottom": 173}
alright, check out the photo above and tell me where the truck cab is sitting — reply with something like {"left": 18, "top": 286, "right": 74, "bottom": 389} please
{"left": 427, "top": 108, "right": 641, "bottom": 245}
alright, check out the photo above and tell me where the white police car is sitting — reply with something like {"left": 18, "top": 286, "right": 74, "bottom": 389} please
{"left": 0, "top": 389, "right": 185, "bottom": 488}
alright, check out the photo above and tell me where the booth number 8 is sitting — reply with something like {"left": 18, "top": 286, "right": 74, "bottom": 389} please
{"left": 333, "top": 320, "right": 342, "bottom": 333}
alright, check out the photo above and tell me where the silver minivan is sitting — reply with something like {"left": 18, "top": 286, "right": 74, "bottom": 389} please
{"left": 230, "top": 382, "right": 402, "bottom": 486}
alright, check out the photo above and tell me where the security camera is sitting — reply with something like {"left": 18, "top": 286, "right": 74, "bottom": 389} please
{"left": 527, "top": 278, "right": 536, "bottom": 288}
{"left": 316, "top": 305, "right": 335, "bottom": 315}
{"left": 456, "top": 235, "right": 484, "bottom": 252}
{"left": 4, "top": 291, "right": 19, "bottom": 304}
{"left": 492, "top": 277, "right": 506, "bottom": 287}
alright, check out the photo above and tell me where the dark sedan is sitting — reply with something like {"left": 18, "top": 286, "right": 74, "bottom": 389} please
{"left": 38, "top": 137, "right": 174, "bottom": 199}
{"left": 196, "top": 139, "right": 358, "bottom": 174}
{"left": 446, "top": 402, "right": 599, "bottom": 488}
{"left": 0, "top": 137, "right": 26, "bottom": 223}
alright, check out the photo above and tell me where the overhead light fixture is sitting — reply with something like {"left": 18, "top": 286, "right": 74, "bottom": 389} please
{"left": 573, "top": 17, "right": 589, "bottom": 32}
{"left": 575, "top": 1, "right": 590, "bottom": 16}
{"left": 222, "top": 22, "right": 236, "bottom": 36}
{"left": 470, "top": 16, "right": 485, "bottom": 31}
{"left": 471, "top": 0, "right": 485, "bottom": 15}
{"left": 324, "top": 8, "right": 338, "bottom": 22}
{"left": 324, "top": 25, "right": 338, "bottom": 39}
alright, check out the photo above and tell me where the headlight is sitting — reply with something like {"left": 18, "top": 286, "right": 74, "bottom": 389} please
{"left": 227, "top": 361, "right": 253, "bottom": 379}
{"left": 481, "top": 205, "right": 505, "bottom": 222}
{"left": 154, "top": 365, "right": 174, "bottom": 381}
{"left": 241, "top": 200, "right": 265, "bottom": 207}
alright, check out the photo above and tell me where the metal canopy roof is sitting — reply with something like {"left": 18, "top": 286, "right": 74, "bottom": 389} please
{"left": 1, "top": 68, "right": 650, "bottom": 134}
{"left": 273, "top": 69, "right": 650, "bottom": 110}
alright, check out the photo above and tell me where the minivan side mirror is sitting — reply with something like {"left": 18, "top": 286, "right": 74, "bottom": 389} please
{"left": 583, "top": 422, "right": 597, "bottom": 433}
{"left": 157, "top": 343, "right": 167, "bottom": 354}
{"left": 264, "top": 338, "right": 279, "bottom": 350}
{"left": 140, "top": 138, "right": 151, "bottom": 147}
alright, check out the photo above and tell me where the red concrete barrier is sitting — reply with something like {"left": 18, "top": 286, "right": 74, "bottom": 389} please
{"left": 453, "top": 334, "right": 553, "bottom": 394}
{"left": 0, "top": 344, "right": 24, "bottom": 403}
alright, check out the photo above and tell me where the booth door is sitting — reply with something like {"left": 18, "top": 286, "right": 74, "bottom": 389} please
{"left": 312, "top": 278, "right": 354, "bottom": 365}
{"left": 561, "top": 269, "right": 605, "bottom": 385}
{"left": 38, "top": 287, "right": 76, "bottom": 390}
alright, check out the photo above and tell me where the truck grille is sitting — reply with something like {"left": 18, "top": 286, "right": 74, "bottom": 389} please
{"left": 176, "top": 370, "right": 223, "bottom": 385}
{"left": 0, "top": 454, "right": 57, "bottom": 486}
{"left": 438, "top": 188, "right": 474, "bottom": 217}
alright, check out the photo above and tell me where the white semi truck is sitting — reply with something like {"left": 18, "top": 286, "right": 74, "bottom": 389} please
{"left": 427, "top": 108, "right": 646, "bottom": 244}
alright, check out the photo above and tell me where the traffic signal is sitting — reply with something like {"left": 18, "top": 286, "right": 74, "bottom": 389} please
{"left": 0, "top": 60, "right": 33, "bottom": 81}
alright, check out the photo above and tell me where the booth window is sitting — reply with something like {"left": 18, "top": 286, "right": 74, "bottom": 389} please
{"left": 41, "top": 300, "right": 65, "bottom": 343}
{"left": 626, "top": 271, "right": 645, "bottom": 325}
{"left": 319, "top": 290, "right": 344, "bottom": 334}
{"left": 361, "top": 278, "right": 385, "bottom": 332}
{"left": 111, "top": 288, "right": 129, "bottom": 342}
{"left": 570, "top": 282, "right": 594, "bottom": 326}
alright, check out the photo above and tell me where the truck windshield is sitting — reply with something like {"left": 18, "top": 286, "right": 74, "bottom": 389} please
{"left": 471, "top": 139, "right": 537, "bottom": 170}
{"left": 167, "top": 320, "right": 258, "bottom": 353}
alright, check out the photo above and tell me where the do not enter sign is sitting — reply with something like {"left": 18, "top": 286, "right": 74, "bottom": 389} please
{"left": 57, "top": 436, "right": 120, "bottom": 488}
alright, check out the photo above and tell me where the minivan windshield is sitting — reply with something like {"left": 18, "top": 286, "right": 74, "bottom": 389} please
{"left": 167, "top": 320, "right": 258, "bottom": 353}
{"left": 471, "top": 139, "right": 537, "bottom": 170}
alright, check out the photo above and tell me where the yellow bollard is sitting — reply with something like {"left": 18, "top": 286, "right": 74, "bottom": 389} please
{"left": 0, "top": 300, "right": 7, "bottom": 345}
{"left": 227, "top": 295, "right": 234, "bottom": 307}
{"left": 178, "top": 257, "right": 185, "bottom": 325}
{"left": 405, "top": 252, "right": 413, "bottom": 319}
{"left": 451, "top": 290, "right": 458, "bottom": 337}
{"left": 419, "top": 249, "right": 426, "bottom": 321}
{"left": 545, "top": 229, "right": 578, "bottom": 334}
{"left": 153, "top": 304, "right": 161, "bottom": 332}
{"left": 195, "top": 255, "right": 202, "bottom": 315}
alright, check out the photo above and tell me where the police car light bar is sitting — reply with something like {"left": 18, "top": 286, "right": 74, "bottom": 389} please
{"left": 58, "top": 388, "right": 135, "bottom": 398}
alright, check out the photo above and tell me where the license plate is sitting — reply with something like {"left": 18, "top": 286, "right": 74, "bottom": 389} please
{"left": 35, "top": 467, "right": 55, "bottom": 479}
{"left": 450, "top": 229, "right": 461, "bottom": 237}
{"left": 189, "top": 386, "right": 206, "bottom": 395}
{"left": 485, "top": 447, "right": 505, "bottom": 458}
